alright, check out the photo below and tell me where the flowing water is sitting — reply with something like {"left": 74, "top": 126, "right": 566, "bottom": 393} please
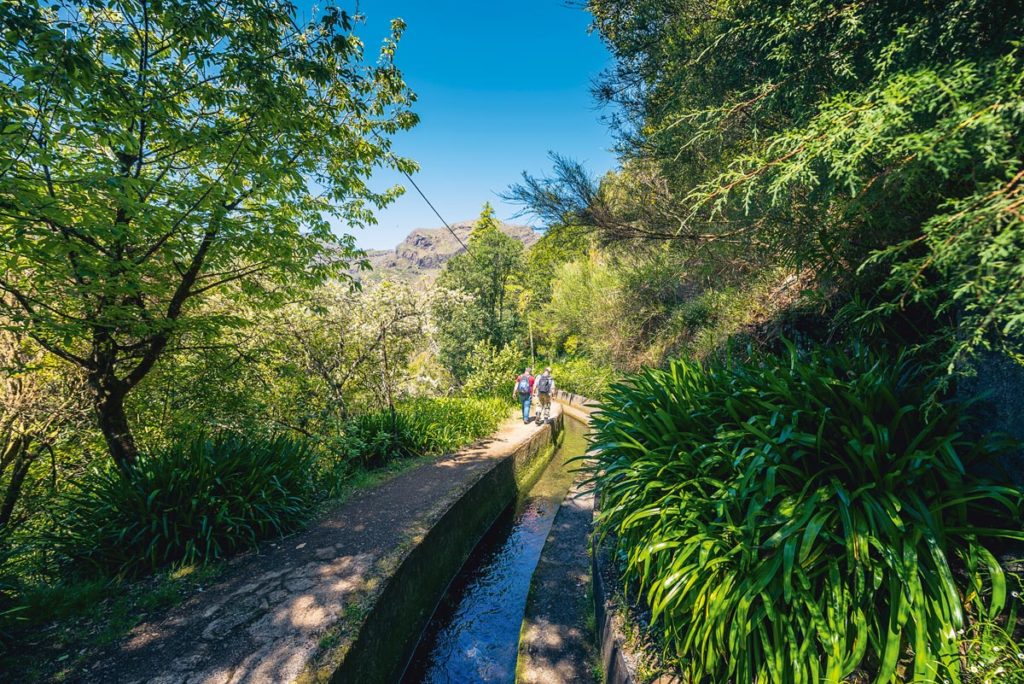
{"left": 401, "top": 417, "right": 589, "bottom": 684}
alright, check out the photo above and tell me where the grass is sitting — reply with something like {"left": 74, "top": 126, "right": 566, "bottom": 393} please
{"left": 961, "top": 583, "right": 1024, "bottom": 684}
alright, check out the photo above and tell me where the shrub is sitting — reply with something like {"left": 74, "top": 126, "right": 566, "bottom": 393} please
{"left": 591, "top": 344, "right": 1023, "bottom": 683}
{"left": 402, "top": 397, "right": 510, "bottom": 454}
{"left": 541, "top": 255, "right": 621, "bottom": 362}
{"left": 342, "top": 397, "right": 510, "bottom": 467}
{"left": 49, "top": 434, "right": 314, "bottom": 577}
{"left": 552, "top": 357, "right": 615, "bottom": 399}
{"left": 341, "top": 409, "right": 420, "bottom": 466}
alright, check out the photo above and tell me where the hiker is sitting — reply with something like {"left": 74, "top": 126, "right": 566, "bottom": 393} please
{"left": 534, "top": 367, "right": 555, "bottom": 423}
{"left": 513, "top": 367, "right": 535, "bottom": 424}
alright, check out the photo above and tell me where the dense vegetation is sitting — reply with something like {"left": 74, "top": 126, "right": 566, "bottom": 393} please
{"left": 53, "top": 434, "right": 316, "bottom": 578}
{"left": 340, "top": 397, "right": 510, "bottom": 469}
{"left": 510, "top": 0, "right": 1024, "bottom": 374}
{"left": 592, "top": 347, "right": 1022, "bottom": 682}
{"left": 0, "top": 2, "right": 524, "bottom": 673}
{"left": 500, "top": 0, "right": 1024, "bottom": 681}
{"left": 1, "top": 0, "right": 1022, "bottom": 681}
{"left": 435, "top": 204, "right": 527, "bottom": 381}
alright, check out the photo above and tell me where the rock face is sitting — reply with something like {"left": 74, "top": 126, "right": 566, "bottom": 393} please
{"left": 358, "top": 220, "right": 540, "bottom": 283}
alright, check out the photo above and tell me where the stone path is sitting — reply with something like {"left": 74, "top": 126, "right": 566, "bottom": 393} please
{"left": 517, "top": 475, "right": 597, "bottom": 684}
{"left": 79, "top": 408, "right": 558, "bottom": 684}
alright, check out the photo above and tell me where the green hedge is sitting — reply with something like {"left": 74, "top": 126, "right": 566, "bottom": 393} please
{"left": 591, "top": 344, "right": 1023, "bottom": 683}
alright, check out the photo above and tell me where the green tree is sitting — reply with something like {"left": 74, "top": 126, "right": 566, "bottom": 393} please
{"left": 521, "top": 222, "right": 591, "bottom": 304}
{"left": 281, "top": 280, "right": 428, "bottom": 425}
{"left": 432, "top": 288, "right": 487, "bottom": 383}
{"left": 130, "top": 281, "right": 429, "bottom": 449}
{"left": 0, "top": 0, "right": 417, "bottom": 468}
{"left": 435, "top": 203, "right": 526, "bottom": 380}
{"left": 512, "top": 0, "right": 1024, "bottom": 368}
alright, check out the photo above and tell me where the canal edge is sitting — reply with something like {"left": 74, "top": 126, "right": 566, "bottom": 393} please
{"left": 310, "top": 406, "right": 566, "bottom": 684}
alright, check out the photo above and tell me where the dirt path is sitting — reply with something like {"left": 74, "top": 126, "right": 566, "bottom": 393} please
{"left": 79, "top": 409, "right": 557, "bottom": 684}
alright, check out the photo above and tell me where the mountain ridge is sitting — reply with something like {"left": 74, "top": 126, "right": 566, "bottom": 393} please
{"left": 357, "top": 220, "right": 540, "bottom": 282}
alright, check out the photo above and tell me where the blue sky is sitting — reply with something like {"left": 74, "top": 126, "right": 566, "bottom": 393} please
{"left": 306, "top": 1, "right": 618, "bottom": 250}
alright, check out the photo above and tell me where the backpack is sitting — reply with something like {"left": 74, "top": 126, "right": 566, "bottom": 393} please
{"left": 536, "top": 375, "right": 552, "bottom": 394}
{"left": 516, "top": 376, "right": 531, "bottom": 394}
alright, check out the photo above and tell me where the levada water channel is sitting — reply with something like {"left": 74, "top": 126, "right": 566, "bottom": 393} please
{"left": 400, "top": 416, "right": 590, "bottom": 683}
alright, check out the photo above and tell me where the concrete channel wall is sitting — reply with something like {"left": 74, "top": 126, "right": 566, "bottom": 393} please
{"left": 591, "top": 544, "right": 636, "bottom": 684}
{"left": 329, "top": 411, "right": 564, "bottom": 683}
{"left": 554, "top": 389, "right": 598, "bottom": 423}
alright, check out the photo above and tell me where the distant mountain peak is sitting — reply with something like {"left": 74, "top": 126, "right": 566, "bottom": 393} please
{"left": 358, "top": 220, "right": 539, "bottom": 282}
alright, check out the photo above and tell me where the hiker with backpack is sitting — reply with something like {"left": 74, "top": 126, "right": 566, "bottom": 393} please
{"left": 534, "top": 367, "right": 555, "bottom": 423}
{"left": 513, "top": 367, "right": 535, "bottom": 424}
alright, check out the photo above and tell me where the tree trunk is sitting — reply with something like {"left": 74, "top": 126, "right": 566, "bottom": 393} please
{"left": 381, "top": 324, "right": 398, "bottom": 443}
{"left": 528, "top": 315, "right": 535, "bottom": 367}
{"left": 0, "top": 434, "right": 33, "bottom": 531}
{"left": 93, "top": 381, "right": 138, "bottom": 470}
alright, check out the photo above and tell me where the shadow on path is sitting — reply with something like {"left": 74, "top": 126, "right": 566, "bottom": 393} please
{"left": 79, "top": 413, "right": 552, "bottom": 684}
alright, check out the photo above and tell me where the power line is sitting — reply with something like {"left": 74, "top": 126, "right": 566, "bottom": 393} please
{"left": 395, "top": 166, "right": 469, "bottom": 253}
{"left": 374, "top": 132, "right": 468, "bottom": 252}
